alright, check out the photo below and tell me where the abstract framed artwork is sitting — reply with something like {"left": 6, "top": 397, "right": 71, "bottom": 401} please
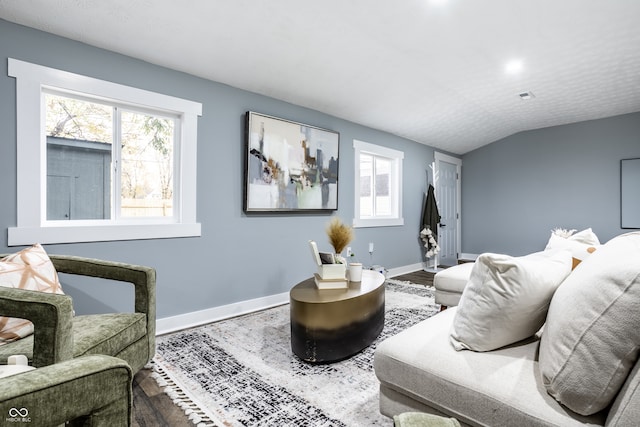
{"left": 621, "top": 157, "right": 640, "bottom": 228}
{"left": 244, "top": 111, "right": 339, "bottom": 212}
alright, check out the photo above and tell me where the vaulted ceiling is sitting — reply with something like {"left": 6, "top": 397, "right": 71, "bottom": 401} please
{"left": 2, "top": 0, "right": 639, "bottom": 154}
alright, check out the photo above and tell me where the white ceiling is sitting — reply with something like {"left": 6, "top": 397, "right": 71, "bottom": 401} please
{"left": 2, "top": 0, "right": 640, "bottom": 154}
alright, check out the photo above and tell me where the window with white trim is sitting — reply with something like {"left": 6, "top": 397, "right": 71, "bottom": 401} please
{"left": 8, "top": 58, "right": 202, "bottom": 245}
{"left": 353, "top": 140, "right": 404, "bottom": 227}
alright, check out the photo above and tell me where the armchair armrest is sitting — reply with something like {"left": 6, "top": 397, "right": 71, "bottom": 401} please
{"left": 48, "top": 255, "right": 156, "bottom": 360}
{"left": 0, "top": 287, "right": 74, "bottom": 367}
{"left": 0, "top": 354, "right": 132, "bottom": 427}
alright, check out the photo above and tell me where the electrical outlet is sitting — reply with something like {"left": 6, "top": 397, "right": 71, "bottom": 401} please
{"left": 369, "top": 242, "right": 374, "bottom": 253}
{"left": 346, "top": 247, "right": 352, "bottom": 258}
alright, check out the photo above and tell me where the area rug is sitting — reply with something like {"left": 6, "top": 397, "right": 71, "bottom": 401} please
{"left": 152, "top": 279, "right": 439, "bottom": 427}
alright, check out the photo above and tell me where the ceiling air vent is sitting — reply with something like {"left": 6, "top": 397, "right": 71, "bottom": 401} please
{"left": 518, "top": 91, "right": 535, "bottom": 100}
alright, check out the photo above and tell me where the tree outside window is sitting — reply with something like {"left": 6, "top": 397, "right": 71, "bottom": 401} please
{"left": 45, "top": 93, "right": 175, "bottom": 220}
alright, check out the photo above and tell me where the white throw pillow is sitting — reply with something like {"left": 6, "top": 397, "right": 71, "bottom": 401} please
{"left": 544, "top": 228, "right": 600, "bottom": 269}
{"left": 450, "top": 250, "right": 572, "bottom": 352}
{"left": 539, "top": 232, "right": 640, "bottom": 416}
{"left": 0, "top": 244, "right": 65, "bottom": 345}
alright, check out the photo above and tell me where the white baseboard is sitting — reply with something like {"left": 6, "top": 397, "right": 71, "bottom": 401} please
{"left": 459, "top": 253, "right": 479, "bottom": 261}
{"left": 387, "top": 262, "right": 425, "bottom": 277}
{"left": 156, "top": 262, "right": 427, "bottom": 336}
{"left": 156, "top": 292, "right": 289, "bottom": 336}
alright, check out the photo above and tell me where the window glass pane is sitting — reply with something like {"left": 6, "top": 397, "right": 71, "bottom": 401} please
{"left": 120, "top": 111, "right": 174, "bottom": 217}
{"left": 359, "top": 154, "right": 372, "bottom": 216}
{"left": 45, "top": 94, "right": 112, "bottom": 220}
{"left": 374, "top": 157, "right": 391, "bottom": 216}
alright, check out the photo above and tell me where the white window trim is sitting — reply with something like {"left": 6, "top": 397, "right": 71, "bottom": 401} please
{"left": 7, "top": 58, "right": 202, "bottom": 245}
{"left": 353, "top": 139, "right": 404, "bottom": 228}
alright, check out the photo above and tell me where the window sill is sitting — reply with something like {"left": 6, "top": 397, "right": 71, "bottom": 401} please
{"left": 8, "top": 223, "right": 202, "bottom": 246}
{"left": 353, "top": 217, "right": 404, "bottom": 228}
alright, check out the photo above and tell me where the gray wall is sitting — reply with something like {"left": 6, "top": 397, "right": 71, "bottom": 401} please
{"left": 461, "top": 112, "right": 640, "bottom": 256}
{"left": 0, "top": 20, "right": 436, "bottom": 318}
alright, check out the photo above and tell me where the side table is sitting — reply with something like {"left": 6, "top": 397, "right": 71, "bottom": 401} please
{"left": 290, "top": 269, "right": 385, "bottom": 363}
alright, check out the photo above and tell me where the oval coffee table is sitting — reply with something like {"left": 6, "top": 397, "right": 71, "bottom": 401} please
{"left": 290, "top": 269, "right": 385, "bottom": 363}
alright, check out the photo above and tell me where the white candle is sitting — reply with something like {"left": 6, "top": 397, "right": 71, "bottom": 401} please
{"left": 369, "top": 242, "right": 374, "bottom": 253}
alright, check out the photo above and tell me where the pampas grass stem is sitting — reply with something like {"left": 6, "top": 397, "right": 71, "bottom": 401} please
{"left": 326, "top": 217, "right": 354, "bottom": 254}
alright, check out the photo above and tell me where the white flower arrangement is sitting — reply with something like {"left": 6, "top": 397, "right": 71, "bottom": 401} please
{"left": 420, "top": 227, "right": 440, "bottom": 258}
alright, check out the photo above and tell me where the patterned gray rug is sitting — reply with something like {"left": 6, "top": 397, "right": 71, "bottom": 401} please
{"left": 152, "top": 279, "right": 439, "bottom": 427}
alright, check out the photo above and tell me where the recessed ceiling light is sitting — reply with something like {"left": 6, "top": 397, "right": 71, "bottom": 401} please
{"left": 518, "top": 91, "right": 535, "bottom": 100}
{"left": 505, "top": 59, "right": 524, "bottom": 74}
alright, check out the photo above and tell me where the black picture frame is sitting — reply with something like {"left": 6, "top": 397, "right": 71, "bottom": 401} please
{"left": 243, "top": 111, "right": 339, "bottom": 212}
{"left": 621, "top": 158, "right": 640, "bottom": 229}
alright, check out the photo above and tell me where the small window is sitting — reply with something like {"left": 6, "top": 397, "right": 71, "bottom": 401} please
{"left": 353, "top": 140, "right": 404, "bottom": 227}
{"left": 8, "top": 59, "right": 202, "bottom": 245}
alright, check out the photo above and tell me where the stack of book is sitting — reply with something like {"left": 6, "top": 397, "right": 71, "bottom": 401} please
{"left": 313, "top": 273, "right": 348, "bottom": 289}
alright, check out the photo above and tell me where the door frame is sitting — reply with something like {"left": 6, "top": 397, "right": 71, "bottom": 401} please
{"left": 434, "top": 152, "right": 462, "bottom": 261}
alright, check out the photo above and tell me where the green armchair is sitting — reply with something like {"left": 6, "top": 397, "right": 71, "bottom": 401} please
{"left": 0, "top": 354, "right": 132, "bottom": 426}
{"left": 0, "top": 255, "right": 156, "bottom": 373}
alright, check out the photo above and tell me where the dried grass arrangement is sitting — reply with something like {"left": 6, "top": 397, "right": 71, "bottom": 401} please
{"left": 326, "top": 217, "right": 354, "bottom": 255}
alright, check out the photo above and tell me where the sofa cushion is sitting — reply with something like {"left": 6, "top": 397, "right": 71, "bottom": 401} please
{"left": 433, "top": 262, "right": 474, "bottom": 307}
{"left": 450, "top": 250, "right": 572, "bottom": 352}
{"left": 544, "top": 228, "right": 600, "bottom": 269}
{"left": 374, "top": 307, "right": 605, "bottom": 426}
{"left": 0, "top": 244, "right": 65, "bottom": 345}
{"left": 72, "top": 313, "right": 147, "bottom": 357}
{"left": 434, "top": 263, "right": 474, "bottom": 294}
{"left": 539, "top": 232, "right": 640, "bottom": 416}
{"left": 0, "top": 313, "right": 146, "bottom": 363}
{"left": 606, "top": 360, "right": 640, "bottom": 427}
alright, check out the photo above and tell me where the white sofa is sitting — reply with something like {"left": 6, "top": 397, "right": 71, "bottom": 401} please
{"left": 433, "top": 262, "right": 474, "bottom": 308}
{"left": 374, "top": 232, "right": 640, "bottom": 426}
{"left": 374, "top": 306, "right": 639, "bottom": 426}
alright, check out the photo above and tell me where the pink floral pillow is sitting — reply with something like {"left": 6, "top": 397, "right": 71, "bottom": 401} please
{"left": 0, "top": 244, "right": 65, "bottom": 345}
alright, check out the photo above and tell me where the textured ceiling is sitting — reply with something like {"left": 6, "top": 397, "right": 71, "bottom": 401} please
{"left": 1, "top": 0, "right": 640, "bottom": 154}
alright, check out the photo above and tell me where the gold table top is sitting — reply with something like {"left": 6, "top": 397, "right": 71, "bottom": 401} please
{"left": 289, "top": 269, "right": 385, "bottom": 304}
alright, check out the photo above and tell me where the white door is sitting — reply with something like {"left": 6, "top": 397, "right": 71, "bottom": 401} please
{"left": 435, "top": 152, "right": 461, "bottom": 267}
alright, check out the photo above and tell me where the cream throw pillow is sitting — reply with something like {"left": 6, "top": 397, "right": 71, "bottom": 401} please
{"left": 450, "top": 250, "right": 572, "bottom": 352}
{"left": 544, "top": 228, "right": 600, "bottom": 269}
{"left": 0, "top": 244, "right": 65, "bottom": 345}
{"left": 539, "top": 232, "right": 640, "bottom": 416}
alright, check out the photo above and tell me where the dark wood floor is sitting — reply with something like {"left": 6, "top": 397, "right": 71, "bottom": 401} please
{"left": 390, "top": 269, "right": 435, "bottom": 286}
{"left": 132, "top": 367, "right": 192, "bottom": 426}
{"left": 131, "top": 269, "right": 435, "bottom": 426}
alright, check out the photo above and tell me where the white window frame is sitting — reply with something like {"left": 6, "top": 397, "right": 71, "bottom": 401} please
{"left": 7, "top": 58, "right": 202, "bottom": 245}
{"left": 353, "top": 139, "right": 404, "bottom": 228}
